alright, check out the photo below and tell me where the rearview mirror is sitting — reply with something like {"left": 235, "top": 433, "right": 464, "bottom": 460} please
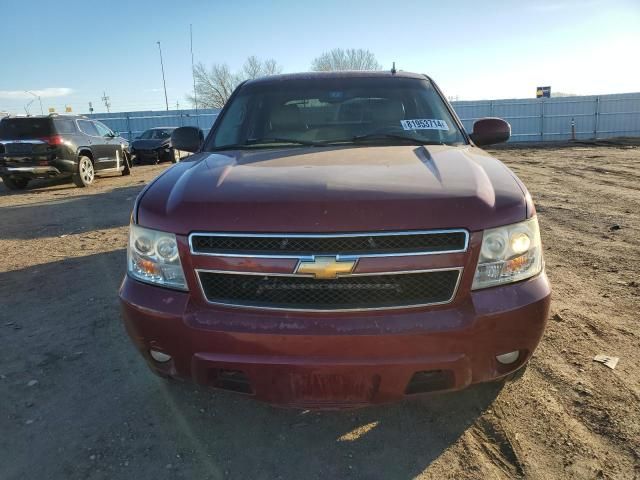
{"left": 171, "top": 126, "right": 204, "bottom": 153}
{"left": 470, "top": 118, "right": 510, "bottom": 146}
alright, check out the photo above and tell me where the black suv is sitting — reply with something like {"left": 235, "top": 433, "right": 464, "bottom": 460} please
{"left": 0, "top": 114, "right": 131, "bottom": 190}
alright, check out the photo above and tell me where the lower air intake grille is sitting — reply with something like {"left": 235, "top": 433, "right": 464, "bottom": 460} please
{"left": 197, "top": 269, "right": 460, "bottom": 311}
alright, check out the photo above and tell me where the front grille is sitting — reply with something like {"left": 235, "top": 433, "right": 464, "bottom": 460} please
{"left": 137, "top": 150, "right": 158, "bottom": 156}
{"left": 190, "top": 231, "right": 467, "bottom": 256}
{"left": 197, "top": 269, "right": 460, "bottom": 310}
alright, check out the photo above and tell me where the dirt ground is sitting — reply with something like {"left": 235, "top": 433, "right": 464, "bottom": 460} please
{"left": 1, "top": 145, "right": 639, "bottom": 480}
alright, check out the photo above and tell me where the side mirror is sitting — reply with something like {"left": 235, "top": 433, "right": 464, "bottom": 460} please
{"left": 470, "top": 118, "right": 510, "bottom": 146}
{"left": 171, "top": 126, "right": 204, "bottom": 153}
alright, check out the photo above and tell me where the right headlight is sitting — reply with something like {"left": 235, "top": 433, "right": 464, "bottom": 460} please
{"left": 127, "top": 223, "right": 188, "bottom": 291}
{"left": 472, "top": 216, "right": 543, "bottom": 290}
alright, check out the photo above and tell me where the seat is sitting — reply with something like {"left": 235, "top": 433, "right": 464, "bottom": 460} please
{"left": 269, "top": 105, "right": 306, "bottom": 136}
{"left": 368, "top": 99, "right": 405, "bottom": 128}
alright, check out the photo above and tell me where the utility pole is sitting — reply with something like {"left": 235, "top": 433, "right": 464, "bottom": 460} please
{"left": 101, "top": 92, "right": 111, "bottom": 113}
{"left": 190, "top": 24, "right": 199, "bottom": 126}
{"left": 157, "top": 41, "right": 169, "bottom": 111}
{"left": 26, "top": 91, "right": 43, "bottom": 115}
{"left": 176, "top": 100, "right": 180, "bottom": 110}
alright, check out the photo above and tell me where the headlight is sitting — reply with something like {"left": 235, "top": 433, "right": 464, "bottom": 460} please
{"left": 127, "top": 223, "right": 188, "bottom": 290}
{"left": 472, "top": 217, "right": 543, "bottom": 290}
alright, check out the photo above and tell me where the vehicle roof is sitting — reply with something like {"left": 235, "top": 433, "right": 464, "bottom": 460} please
{"left": 1, "top": 114, "right": 86, "bottom": 120}
{"left": 244, "top": 70, "right": 429, "bottom": 86}
{"left": 145, "top": 126, "right": 177, "bottom": 130}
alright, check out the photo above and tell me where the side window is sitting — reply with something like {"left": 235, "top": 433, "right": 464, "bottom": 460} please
{"left": 93, "top": 121, "right": 113, "bottom": 137}
{"left": 77, "top": 120, "right": 99, "bottom": 137}
{"left": 53, "top": 119, "right": 76, "bottom": 134}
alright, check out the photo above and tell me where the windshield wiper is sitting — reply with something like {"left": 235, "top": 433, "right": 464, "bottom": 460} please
{"left": 350, "top": 133, "right": 444, "bottom": 145}
{"left": 211, "top": 137, "right": 323, "bottom": 150}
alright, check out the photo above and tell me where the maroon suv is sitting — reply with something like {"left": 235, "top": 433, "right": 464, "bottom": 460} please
{"left": 119, "top": 71, "right": 550, "bottom": 409}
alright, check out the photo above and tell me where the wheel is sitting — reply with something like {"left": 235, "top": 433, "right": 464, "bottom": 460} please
{"left": 73, "top": 156, "right": 95, "bottom": 187}
{"left": 122, "top": 150, "right": 132, "bottom": 176}
{"left": 171, "top": 148, "right": 180, "bottom": 164}
{"left": 2, "top": 176, "right": 29, "bottom": 190}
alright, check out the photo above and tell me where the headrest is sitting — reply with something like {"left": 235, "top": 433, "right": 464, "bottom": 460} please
{"left": 369, "top": 100, "right": 405, "bottom": 123}
{"left": 270, "top": 105, "right": 302, "bottom": 131}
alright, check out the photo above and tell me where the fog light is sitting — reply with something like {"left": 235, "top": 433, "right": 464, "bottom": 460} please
{"left": 496, "top": 350, "right": 520, "bottom": 365}
{"left": 149, "top": 350, "right": 172, "bottom": 363}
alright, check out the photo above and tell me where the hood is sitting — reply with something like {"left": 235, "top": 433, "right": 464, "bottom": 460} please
{"left": 137, "top": 145, "right": 530, "bottom": 234}
{"left": 132, "top": 138, "right": 169, "bottom": 150}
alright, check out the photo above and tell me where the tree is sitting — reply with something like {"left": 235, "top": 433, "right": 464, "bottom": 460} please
{"left": 187, "top": 56, "right": 283, "bottom": 108}
{"left": 311, "top": 48, "right": 382, "bottom": 72}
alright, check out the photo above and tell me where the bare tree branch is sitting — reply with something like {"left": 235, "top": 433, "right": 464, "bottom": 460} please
{"left": 311, "top": 48, "right": 382, "bottom": 72}
{"left": 187, "top": 57, "right": 283, "bottom": 108}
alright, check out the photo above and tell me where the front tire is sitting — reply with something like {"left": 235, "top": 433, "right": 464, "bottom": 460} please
{"left": 73, "top": 156, "right": 95, "bottom": 187}
{"left": 171, "top": 148, "right": 180, "bottom": 163}
{"left": 122, "top": 151, "right": 132, "bottom": 176}
{"left": 2, "top": 176, "right": 29, "bottom": 190}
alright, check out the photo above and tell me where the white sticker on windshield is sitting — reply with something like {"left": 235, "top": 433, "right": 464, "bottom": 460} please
{"left": 401, "top": 119, "right": 449, "bottom": 131}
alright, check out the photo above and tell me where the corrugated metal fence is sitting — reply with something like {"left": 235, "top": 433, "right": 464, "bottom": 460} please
{"left": 453, "top": 92, "right": 640, "bottom": 142}
{"left": 88, "top": 109, "right": 221, "bottom": 141}
{"left": 89, "top": 92, "right": 640, "bottom": 143}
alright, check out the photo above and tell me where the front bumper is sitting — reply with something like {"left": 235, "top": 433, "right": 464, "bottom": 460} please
{"left": 133, "top": 148, "right": 169, "bottom": 163}
{"left": 119, "top": 272, "right": 551, "bottom": 408}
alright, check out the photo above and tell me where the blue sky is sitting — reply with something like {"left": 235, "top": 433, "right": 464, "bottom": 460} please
{"left": 1, "top": 0, "right": 638, "bottom": 114}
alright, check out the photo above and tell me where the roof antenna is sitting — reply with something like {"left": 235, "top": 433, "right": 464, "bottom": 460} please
{"left": 391, "top": 62, "right": 397, "bottom": 75}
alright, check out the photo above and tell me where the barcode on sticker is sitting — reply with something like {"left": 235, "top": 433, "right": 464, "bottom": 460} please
{"left": 401, "top": 119, "right": 449, "bottom": 131}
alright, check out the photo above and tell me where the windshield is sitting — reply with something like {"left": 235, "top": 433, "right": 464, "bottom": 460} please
{"left": 0, "top": 118, "right": 53, "bottom": 139}
{"left": 207, "top": 76, "right": 466, "bottom": 150}
{"left": 139, "top": 128, "right": 173, "bottom": 140}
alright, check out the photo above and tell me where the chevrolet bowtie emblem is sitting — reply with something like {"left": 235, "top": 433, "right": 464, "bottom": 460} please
{"left": 296, "top": 256, "right": 356, "bottom": 280}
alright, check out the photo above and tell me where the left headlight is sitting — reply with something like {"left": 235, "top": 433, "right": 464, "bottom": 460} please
{"left": 127, "top": 223, "right": 188, "bottom": 290}
{"left": 472, "top": 216, "right": 543, "bottom": 290}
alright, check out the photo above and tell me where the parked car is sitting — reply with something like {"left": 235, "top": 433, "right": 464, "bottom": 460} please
{"left": 0, "top": 114, "right": 131, "bottom": 190}
{"left": 130, "top": 127, "right": 181, "bottom": 164}
{"left": 120, "top": 71, "right": 551, "bottom": 409}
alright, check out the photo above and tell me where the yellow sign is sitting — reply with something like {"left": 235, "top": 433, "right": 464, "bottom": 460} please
{"left": 65, "top": 106, "right": 72, "bottom": 112}
{"left": 296, "top": 256, "right": 356, "bottom": 280}
{"left": 48, "top": 107, "right": 55, "bottom": 113}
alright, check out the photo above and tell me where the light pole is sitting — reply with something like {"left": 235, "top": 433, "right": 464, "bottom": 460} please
{"left": 26, "top": 91, "right": 44, "bottom": 115}
{"left": 190, "top": 24, "right": 199, "bottom": 126}
{"left": 156, "top": 41, "right": 169, "bottom": 111}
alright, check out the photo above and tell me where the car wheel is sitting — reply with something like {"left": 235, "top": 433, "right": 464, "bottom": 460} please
{"left": 73, "top": 156, "right": 95, "bottom": 187}
{"left": 122, "top": 151, "right": 132, "bottom": 176}
{"left": 2, "top": 176, "right": 29, "bottom": 190}
{"left": 171, "top": 148, "right": 180, "bottom": 163}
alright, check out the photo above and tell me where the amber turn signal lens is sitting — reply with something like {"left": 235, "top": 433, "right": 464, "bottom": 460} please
{"left": 135, "top": 258, "right": 161, "bottom": 276}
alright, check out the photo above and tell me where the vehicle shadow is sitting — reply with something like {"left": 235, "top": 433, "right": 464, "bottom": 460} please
{"left": 0, "top": 184, "right": 143, "bottom": 240}
{"left": 0, "top": 170, "right": 132, "bottom": 194}
{"left": 1, "top": 250, "right": 502, "bottom": 480}
{"left": 159, "top": 380, "right": 502, "bottom": 479}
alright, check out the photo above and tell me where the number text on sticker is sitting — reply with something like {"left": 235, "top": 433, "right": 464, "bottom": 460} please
{"left": 401, "top": 119, "right": 449, "bottom": 131}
